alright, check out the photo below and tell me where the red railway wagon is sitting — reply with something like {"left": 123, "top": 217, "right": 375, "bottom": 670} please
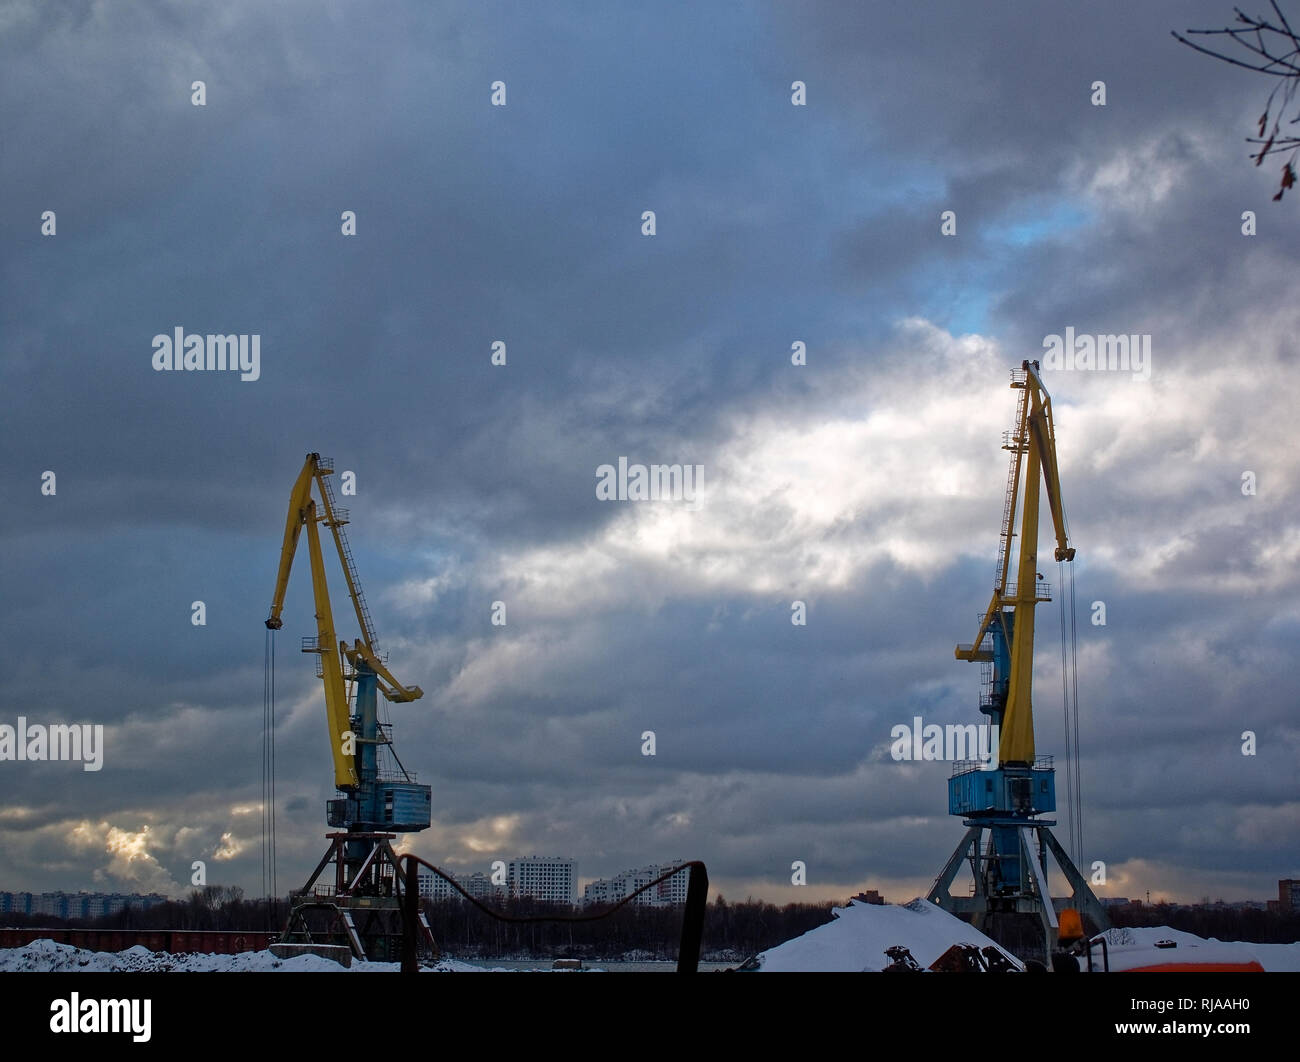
{"left": 0, "top": 927, "right": 275, "bottom": 954}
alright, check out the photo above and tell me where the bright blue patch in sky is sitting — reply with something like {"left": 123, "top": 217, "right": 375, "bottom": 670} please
{"left": 942, "top": 291, "right": 992, "bottom": 336}
{"left": 914, "top": 199, "right": 1093, "bottom": 337}
{"left": 986, "top": 201, "right": 1093, "bottom": 247}
{"left": 921, "top": 285, "right": 991, "bottom": 337}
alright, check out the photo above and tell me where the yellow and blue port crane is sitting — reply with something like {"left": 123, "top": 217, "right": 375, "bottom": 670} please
{"left": 265, "top": 452, "right": 436, "bottom": 960}
{"left": 927, "top": 362, "right": 1108, "bottom": 966}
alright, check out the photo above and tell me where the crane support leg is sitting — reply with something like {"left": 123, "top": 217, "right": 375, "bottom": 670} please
{"left": 927, "top": 826, "right": 985, "bottom": 916}
{"left": 1041, "top": 828, "right": 1110, "bottom": 937}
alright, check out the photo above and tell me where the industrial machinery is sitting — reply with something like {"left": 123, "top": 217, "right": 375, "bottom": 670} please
{"left": 927, "top": 362, "right": 1108, "bottom": 965}
{"left": 265, "top": 452, "right": 437, "bottom": 960}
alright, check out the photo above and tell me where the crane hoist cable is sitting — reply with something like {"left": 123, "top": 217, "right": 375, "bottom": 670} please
{"left": 1061, "top": 449, "right": 1084, "bottom": 866}
{"left": 1069, "top": 560, "right": 1083, "bottom": 861}
{"left": 1056, "top": 537, "right": 1086, "bottom": 869}
{"left": 262, "top": 628, "right": 277, "bottom": 907}
{"left": 1057, "top": 559, "right": 1076, "bottom": 866}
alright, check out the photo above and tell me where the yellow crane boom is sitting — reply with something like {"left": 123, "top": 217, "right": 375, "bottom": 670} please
{"left": 302, "top": 497, "right": 356, "bottom": 788}
{"left": 955, "top": 362, "right": 1073, "bottom": 765}
{"left": 265, "top": 452, "right": 423, "bottom": 790}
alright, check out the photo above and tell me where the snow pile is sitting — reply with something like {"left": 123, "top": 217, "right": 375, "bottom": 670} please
{"left": 0, "top": 939, "right": 482, "bottom": 973}
{"left": 1097, "top": 925, "right": 1300, "bottom": 972}
{"left": 753, "top": 898, "right": 1023, "bottom": 972}
{"left": 753, "top": 906, "right": 1300, "bottom": 973}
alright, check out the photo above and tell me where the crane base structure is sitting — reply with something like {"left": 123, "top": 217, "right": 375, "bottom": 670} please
{"left": 280, "top": 831, "right": 438, "bottom": 963}
{"left": 927, "top": 807, "right": 1109, "bottom": 967}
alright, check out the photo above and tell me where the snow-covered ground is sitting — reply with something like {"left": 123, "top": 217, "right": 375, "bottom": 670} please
{"left": 752, "top": 898, "right": 1300, "bottom": 972}
{"left": 1097, "top": 925, "right": 1300, "bottom": 973}
{"left": 6, "top": 910, "right": 1298, "bottom": 972}
{"left": 754, "top": 898, "right": 1023, "bottom": 972}
{"left": 0, "top": 938, "right": 484, "bottom": 973}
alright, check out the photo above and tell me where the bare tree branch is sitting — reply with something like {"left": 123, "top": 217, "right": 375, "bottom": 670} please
{"left": 1175, "top": 4, "right": 1300, "bottom": 198}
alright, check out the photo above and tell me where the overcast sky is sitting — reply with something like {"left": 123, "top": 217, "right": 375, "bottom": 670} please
{"left": 2, "top": 0, "right": 1296, "bottom": 908}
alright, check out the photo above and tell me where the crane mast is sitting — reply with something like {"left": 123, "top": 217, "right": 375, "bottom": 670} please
{"left": 265, "top": 452, "right": 436, "bottom": 961}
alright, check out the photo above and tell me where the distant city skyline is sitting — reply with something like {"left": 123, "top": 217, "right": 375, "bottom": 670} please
{"left": 1, "top": 889, "right": 170, "bottom": 920}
